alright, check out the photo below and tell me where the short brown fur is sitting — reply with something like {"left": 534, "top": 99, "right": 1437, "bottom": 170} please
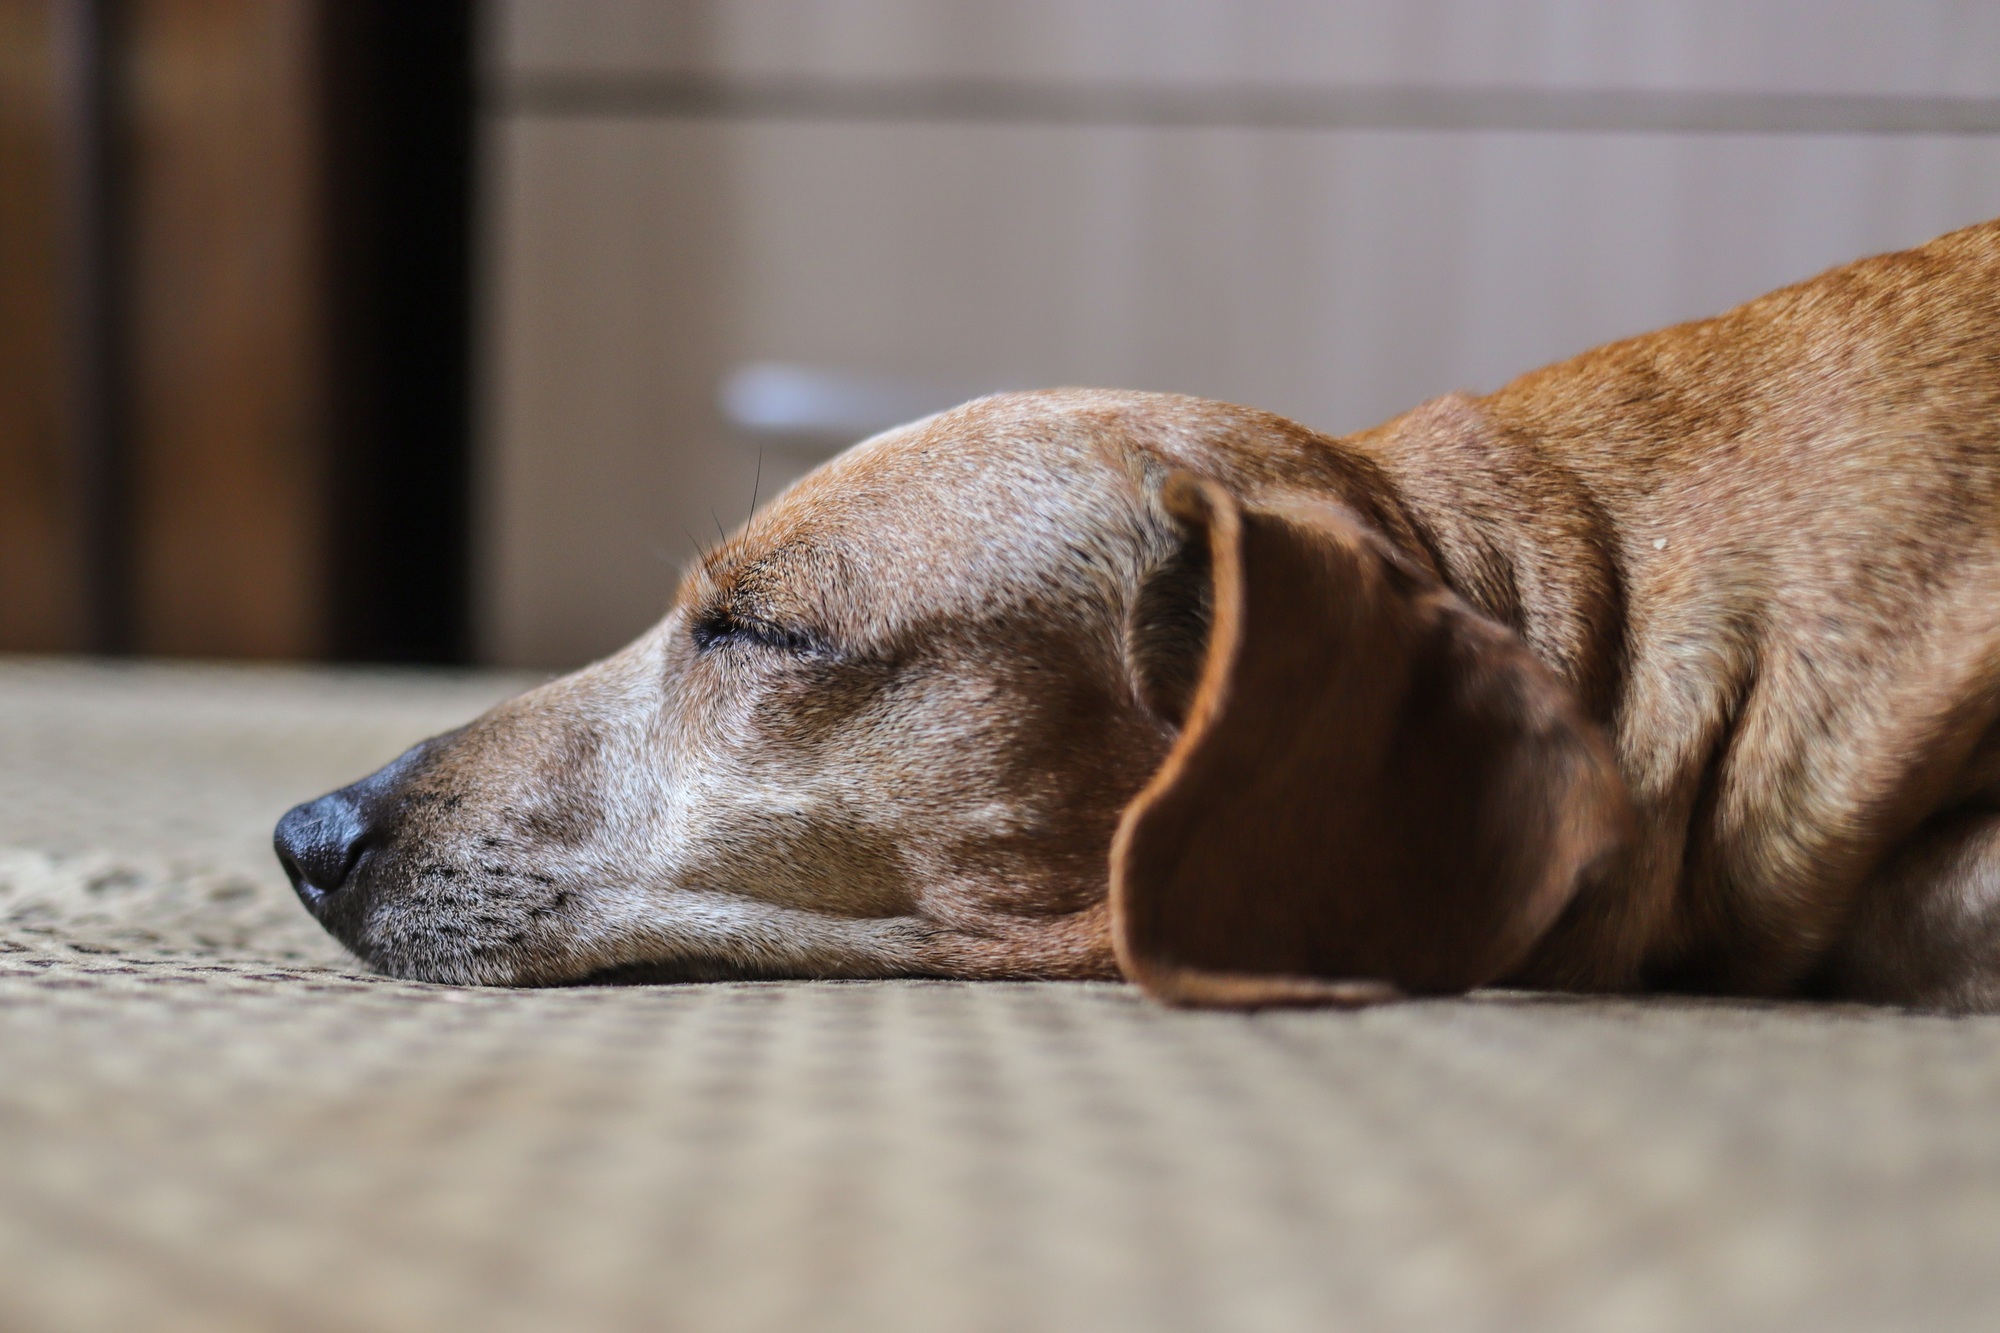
{"left": 281, "top": 219, "right": 2000, "bottom": 1012}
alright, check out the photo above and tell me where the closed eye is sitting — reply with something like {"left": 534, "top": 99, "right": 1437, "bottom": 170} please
{"left": 690, "top": 608, "right": 824, "bottom": 656}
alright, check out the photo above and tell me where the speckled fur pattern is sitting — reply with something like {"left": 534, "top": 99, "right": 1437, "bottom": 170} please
{"left": 298, "top": 218, "right": 2000, "bottom": 1010}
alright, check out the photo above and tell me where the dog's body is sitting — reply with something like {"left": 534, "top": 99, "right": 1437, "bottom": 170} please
{"left": 1338, "top": 222, "right": 2000, "bottom": 1005}
{"left": 279, "top": 219, "right": 2000, "bottom": 1010}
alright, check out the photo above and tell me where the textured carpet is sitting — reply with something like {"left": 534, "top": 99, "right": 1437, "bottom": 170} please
{"left": 2, "top": 657, "right": 1998, "bottom": 1333}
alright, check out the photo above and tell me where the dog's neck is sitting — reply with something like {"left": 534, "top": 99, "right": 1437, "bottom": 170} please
{"left": 1334, "top": 392, "right": 1627, "bottom": 719}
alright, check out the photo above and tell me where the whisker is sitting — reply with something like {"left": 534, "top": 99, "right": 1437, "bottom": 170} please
{"left": 681, "top": 525, "right": 710, "bottom": 564}
{"left": 749, "top": 447, "right": 764, "bottom": 525}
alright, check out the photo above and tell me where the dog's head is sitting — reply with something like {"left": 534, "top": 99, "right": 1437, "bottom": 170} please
{"left": 276, "top": 390, "right": 1628, "bottom": 1004}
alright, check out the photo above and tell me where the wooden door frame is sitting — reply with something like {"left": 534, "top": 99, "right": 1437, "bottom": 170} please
{"left": 0, "top": 0, "right": 474, "bottom": 662}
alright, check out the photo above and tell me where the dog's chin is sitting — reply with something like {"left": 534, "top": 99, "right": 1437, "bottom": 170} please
{"left": 319, "top": 914, "right": 592, "bottom": 987}
{"left": 341, "top": 942, "right": 546, "bottom": 987}
{"left": 362, "top": 953, "right": 866, "bottom": 989}
{"left": 338, "top": 933, "right": 819, "bottom": 988}
{"left": 567, "top": 956, "right": 815, "bottom": 986}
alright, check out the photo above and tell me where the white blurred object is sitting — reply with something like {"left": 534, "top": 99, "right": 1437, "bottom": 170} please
{"left": 720, "top": 362, "right": 1007, "bottom": 450}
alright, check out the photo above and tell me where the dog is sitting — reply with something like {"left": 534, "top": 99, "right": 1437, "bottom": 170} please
{"left": 276, "top": 218, "right": 2000, "bottom": 1011}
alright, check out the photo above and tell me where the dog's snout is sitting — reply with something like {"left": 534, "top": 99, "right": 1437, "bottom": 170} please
{"left": 274, "top": 793, "right": 372, "bottom": 907}
{"left": 274, "top": 731, "right": 461, "bottom": 928}
{"left": 275, "top": 732, "right": 459, "bottom": 915}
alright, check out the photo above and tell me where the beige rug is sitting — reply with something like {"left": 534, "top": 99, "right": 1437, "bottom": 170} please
{"left": 3, "top": 657, "right": 1998, "bottom": 1333}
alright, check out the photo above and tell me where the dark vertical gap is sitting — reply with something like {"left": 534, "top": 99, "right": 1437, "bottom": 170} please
{"left": 321, "top": 0, "right": 476, "bottom": 663}
{"left": 63, "top": 0, "right": 130, "bottom": 653}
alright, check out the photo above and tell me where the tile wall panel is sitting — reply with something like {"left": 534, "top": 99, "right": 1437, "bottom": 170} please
{"left": 496, "top": 1, "right": 2000, "bottom": 98}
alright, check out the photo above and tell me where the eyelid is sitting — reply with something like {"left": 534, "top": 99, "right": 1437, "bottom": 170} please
{"left": 690, "top": 607, "right": 825, "bottom": 657}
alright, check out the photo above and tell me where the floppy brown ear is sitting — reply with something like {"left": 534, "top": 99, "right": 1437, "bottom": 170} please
{"left": 1111, "top": 474, "right": 1631, "bottom": 1008}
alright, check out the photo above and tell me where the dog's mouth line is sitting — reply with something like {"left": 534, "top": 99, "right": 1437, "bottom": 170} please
{"left": 351, "top": 954, "right": 855, "bottom": 989}
{"left": 563, "top": 957, "right": 807, "bottom": 987}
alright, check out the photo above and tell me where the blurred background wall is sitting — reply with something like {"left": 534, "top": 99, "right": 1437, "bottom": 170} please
{"left": 6, "top": 2, "right": 2000, "bottom": 671}
{"left": 1, "top": 0, "right": 472, "bottom": 662}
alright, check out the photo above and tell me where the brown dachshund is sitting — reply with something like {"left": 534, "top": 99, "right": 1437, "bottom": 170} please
{"left": 276, "top": 218, "right": 2000, "bottom": 1010}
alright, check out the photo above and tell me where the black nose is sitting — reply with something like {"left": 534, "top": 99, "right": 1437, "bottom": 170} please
{"left": 274, "top": 793, "right": 372, "bottom": 907}
{"left": 274, "top": 734, "right": 449, "bottom": 915}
